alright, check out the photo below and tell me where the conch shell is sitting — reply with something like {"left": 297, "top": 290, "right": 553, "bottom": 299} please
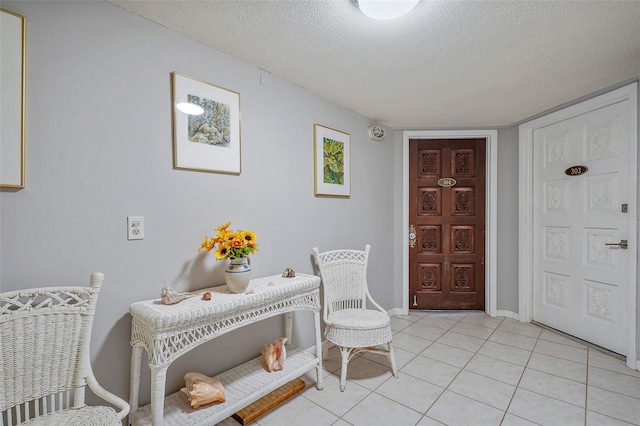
{"left": 182, "top": 372, "right": 226, "bottom": 408}
{"left": 160, "top": 287, "right": 195, "bottom": 305}
{"left": 261, "top": 337, "right": 288, "bottom": 372}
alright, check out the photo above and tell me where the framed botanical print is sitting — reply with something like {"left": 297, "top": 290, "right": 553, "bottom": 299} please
{"left": 314, "top": 124, "right": 350, "bottom": 197}
{"left": 171, "top": 72, "right": 241, "bottom": 174}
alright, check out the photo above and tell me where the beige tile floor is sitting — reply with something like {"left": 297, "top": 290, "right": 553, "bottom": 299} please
{"left": 219, "top": 311, "right": 640, "bottom": 426}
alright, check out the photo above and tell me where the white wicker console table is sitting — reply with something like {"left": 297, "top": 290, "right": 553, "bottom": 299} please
{"left": 128, "top": 274, "right": 323, "bottom": 426}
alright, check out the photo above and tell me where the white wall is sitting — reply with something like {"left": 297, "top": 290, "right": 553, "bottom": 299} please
{"left": 496, "top": 127, "right": 519, "bottom": 313}
{"left": 0, "top": 1, "right": 395, "bottom": 405}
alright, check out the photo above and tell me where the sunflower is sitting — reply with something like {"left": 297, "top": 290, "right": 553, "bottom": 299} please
{"left": 242, "top": 230, "right": 257, "bottom": 244}
{"left": 198, "top": 235, "right": 210, "bottom": 252}
{"left": 230, "top": 237, "right": 244, "bottom": 248}
{"left": 215, "top": 244, "right": 230, "bottom": 260}
{"left": 199, "top": 222, "right": 258, "bottom": 260}
{"left": 216, "top": 221, "right": 231, "bottom": 232}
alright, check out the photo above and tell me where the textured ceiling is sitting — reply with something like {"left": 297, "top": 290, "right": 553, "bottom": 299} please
{"left": 107, "top": 0, "right": 640, "bottom": 129}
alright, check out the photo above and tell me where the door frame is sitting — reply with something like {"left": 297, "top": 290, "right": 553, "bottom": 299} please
{"left": 402, "top": 130, "right": 498, "bottom": 316}
{"left": 519, "top": 83, "right": 638, "bottom": 368}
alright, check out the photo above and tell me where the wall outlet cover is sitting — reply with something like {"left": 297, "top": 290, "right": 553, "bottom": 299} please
{"left": 127, "top": 216, "right": 144, "bottom": 240}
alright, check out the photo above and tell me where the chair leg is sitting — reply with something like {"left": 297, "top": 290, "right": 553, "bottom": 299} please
{"left": 388, "top": 341, "right": 398, "bottom": 378}
{"left": 339, "top": 347, "right": 349, "bottom": 392}
{"left": 322, "top": 341, "right": 329, "bottom": 360}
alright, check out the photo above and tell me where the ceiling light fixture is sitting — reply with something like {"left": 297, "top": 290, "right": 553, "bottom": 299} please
{"left": 176, "top": 102, "right": 204, "bottom": 115}
{"left": 356, "top": 0, "right": 420, "bottom": 20}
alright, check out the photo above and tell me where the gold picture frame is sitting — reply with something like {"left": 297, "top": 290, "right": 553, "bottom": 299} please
{"left": 171, "top": 72, "right": 241, "bottom": 174}
{"left": 314, "top": 124, "right": 351, "bottom": 197}
{"left": 1, "top": 9, "right": 26, "bottom": 188}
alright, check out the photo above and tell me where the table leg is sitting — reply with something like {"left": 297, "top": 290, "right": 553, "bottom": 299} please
{"left": 150, "top": 366, "right": 168, "bottom": 426}
{"left": 284, "top": 312, "right": 293, "bottom": 345}
{"left": 314, "top": 310, "right": 324, "bottom": 390}
{"left": 128, "top": 345, "right": 143, "bottom": 419}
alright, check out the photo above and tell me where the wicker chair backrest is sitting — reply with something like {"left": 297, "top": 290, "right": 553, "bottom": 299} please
{"left": 314, "top": 246, "right": 370, "bottom": 314}
{"left": 0, "top": 274, "right": 102, "bottom": 413}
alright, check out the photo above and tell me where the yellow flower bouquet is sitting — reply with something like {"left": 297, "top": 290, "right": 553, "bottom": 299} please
{"left": 199, "top": 222, "right": 258, "bottom": 260}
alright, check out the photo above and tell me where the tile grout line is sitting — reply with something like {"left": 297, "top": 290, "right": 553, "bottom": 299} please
{"left": 584, "top": 347, "right": 640, "bottom": 426}
{"left": 386, "top": 312, "right": 436, "bottom": 426}
{"left": 331, "top": 312, "right": 429, "bottom": 425}
{"left": 404, "top": 311, "right": 464, "bottom": 421}
{"left": 253, "top": 313, "right": 638, "bottom": 426}
{"left": 308, "top": 314, "right": 637, "bottom": 426}
{"left": 416, "top": 314, "right": 509, "bottom": 423}
{"left": 383, "top": 312, "right": 471, "bottom": 425}
{"left": 499, "top": 324, "right": 542, "bottom": 425}
{"left": 481, "top": 319, "right": 532, "bottom": 426}
{"left": 584, "top": 348, "right": 589, "bottom": 426}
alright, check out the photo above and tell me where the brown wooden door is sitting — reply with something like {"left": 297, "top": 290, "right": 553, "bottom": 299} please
{"left": 409, "top": 139, "right": 486, "bottom": 310}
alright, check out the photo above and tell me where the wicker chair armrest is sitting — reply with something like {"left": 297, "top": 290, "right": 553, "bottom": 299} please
{"left": 323, "top": 308, "right": 333, "bottom": 326}
{"left": 365, "top": 292, "right": 387, "bottom": 314}
{"left": 86, "top": 374, "right": 130, "bottom": 420}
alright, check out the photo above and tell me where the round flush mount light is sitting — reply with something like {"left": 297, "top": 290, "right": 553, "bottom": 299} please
{"left": 357, "top": 0, "right": 420, "bottom": 20}
{"left": 176, "top": 102, "right": 204, "bottom": 115}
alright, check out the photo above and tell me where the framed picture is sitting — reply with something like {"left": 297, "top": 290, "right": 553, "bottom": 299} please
{"left": 171, "top": 72, "right": 241, "bottom": 174}
{"left": 1, "top": 9, "right": 25, "bottom": 188}
{"left": 314, "top": 124, "right": 351, "bottom": 197}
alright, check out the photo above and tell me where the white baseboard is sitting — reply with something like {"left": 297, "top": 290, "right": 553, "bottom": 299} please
{"left": 496, "top": 310, "right": 520, "bottom": 320}
{"left": 304, "top": 339, "right": 331, "bottom": 355}
{"left": 389, "top": 307, "right": 519, "bottom": 320}
{"left": 304, "top": 342, "right": 319, "bottom": 354}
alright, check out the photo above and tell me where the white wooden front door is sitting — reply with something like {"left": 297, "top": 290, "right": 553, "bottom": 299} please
{"left": 532, "top": 99, "right": 633, "bottom": 355}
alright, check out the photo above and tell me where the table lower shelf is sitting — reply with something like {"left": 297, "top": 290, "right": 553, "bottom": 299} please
{"left": 129, "top": 348, "right": 320, "bottom": 426}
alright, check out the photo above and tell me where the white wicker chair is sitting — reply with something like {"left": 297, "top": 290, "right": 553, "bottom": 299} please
{"left": 312, "top": 245, "right": 398, "bottom": 391}
{"left": 0, "top": 273, "right": 130, "bottom": 425}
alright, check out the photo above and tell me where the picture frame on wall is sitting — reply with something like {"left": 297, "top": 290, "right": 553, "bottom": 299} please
{"left": 314, "top": 124, "right": 351, "bottom": 197}
{"left": 1, "top": 9, "right": 26, "bottom": 188}
{"left": 171, "top": 72, "right": 241, "bottom": 174}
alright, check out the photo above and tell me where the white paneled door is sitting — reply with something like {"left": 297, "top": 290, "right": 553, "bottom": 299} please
{"left": 532, "top": 99, "right": 633, "bottom": 355}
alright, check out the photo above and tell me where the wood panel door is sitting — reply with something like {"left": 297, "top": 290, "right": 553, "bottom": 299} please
{"left": 409, "top": 139, "right": 486, "bottom": 310}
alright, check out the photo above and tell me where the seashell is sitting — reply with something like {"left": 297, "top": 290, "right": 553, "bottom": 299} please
{"left": 202, "top": 291, "right": 212, "bottom": 301}
{"left": 282, "top": 267, "right": 295, "bottom": 278}
{"left": 261, "top": 337, "right": 288, "bottom": 372}
{"left": 160, "top": 287, "right": 195, "bottom": 305}
{"left": 182, "top": 372, "right": 226, "bottom": 408}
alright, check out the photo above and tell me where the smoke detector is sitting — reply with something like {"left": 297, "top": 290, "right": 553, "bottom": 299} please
{"left": 368, "top": 126, "right": 386, "bottom": 141}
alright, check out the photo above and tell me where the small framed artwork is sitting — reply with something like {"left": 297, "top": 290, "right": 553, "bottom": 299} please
{"left": 314, "top": 124, "right": 351, "bottom": 197}
{"left": 171, "top": 72, "right": 241, "bottom": 174}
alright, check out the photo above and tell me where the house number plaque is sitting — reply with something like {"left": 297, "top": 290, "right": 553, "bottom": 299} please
{"left": 437, "top": 177, "right": 457, "bottom": 187}
{"left": 565, "top": 165, "right": 588, "bottom": 176}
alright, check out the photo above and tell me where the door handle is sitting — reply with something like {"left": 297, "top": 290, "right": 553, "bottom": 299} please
{"left": 605, "top": 240, "right": 628, "bottom": 249}
{"left": 409, "top": 225, "right": 416, "bottom": 248}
